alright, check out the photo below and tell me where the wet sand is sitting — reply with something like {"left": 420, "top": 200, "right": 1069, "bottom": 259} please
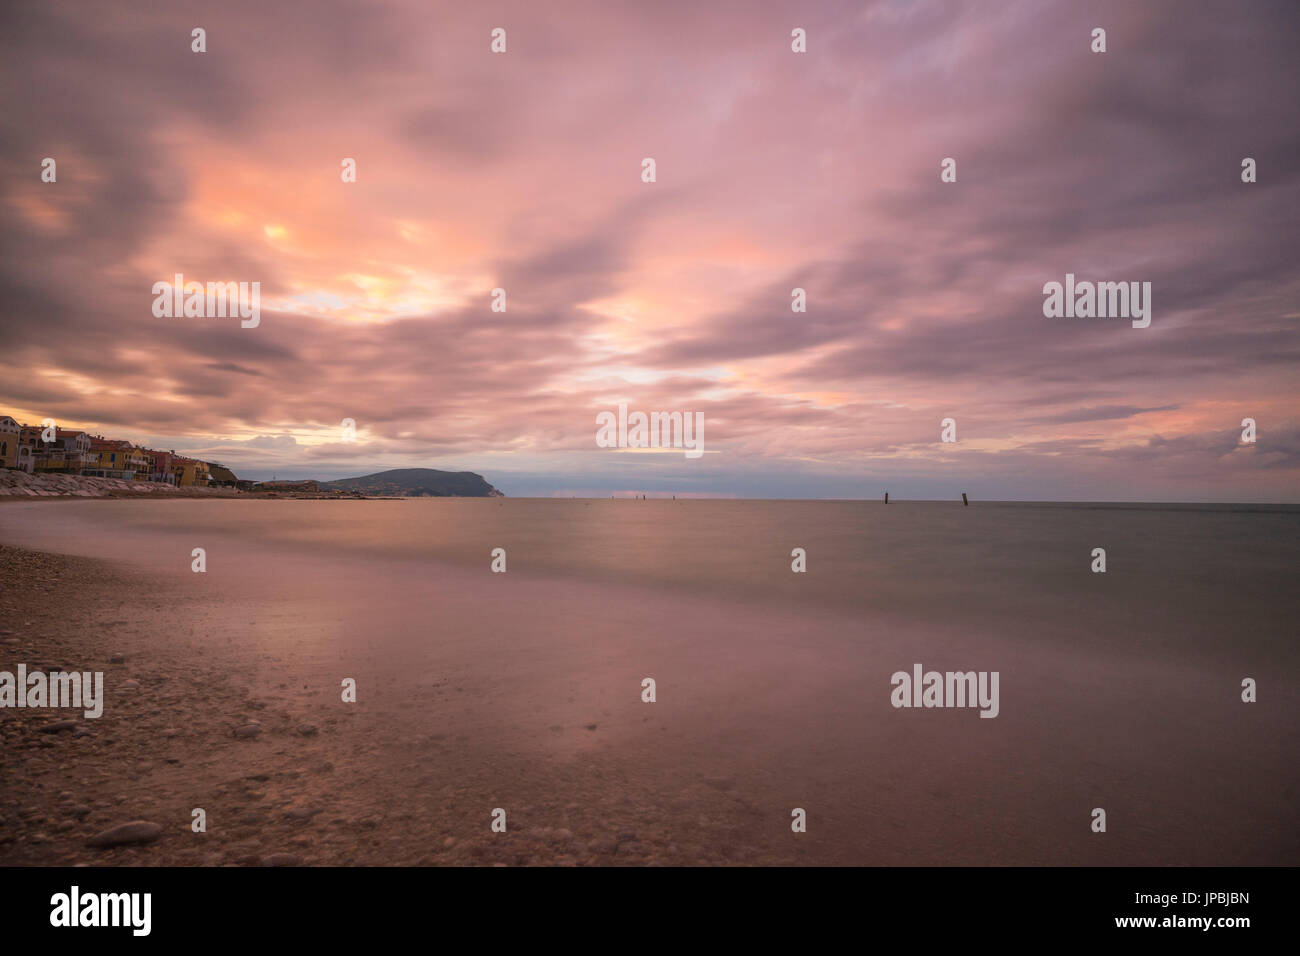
{"left": 0, "top": 499, "right": 1296, "bottom": 866}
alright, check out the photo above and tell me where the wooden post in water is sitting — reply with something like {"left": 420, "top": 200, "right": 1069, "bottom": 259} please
{"left": 884, "top": 492, "right": 889, "bottom": 504}
{"left": 962, "top": 492, "right": 969, "bottom": 506}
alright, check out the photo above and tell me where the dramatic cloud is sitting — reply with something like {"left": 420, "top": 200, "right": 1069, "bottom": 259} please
{"left": 1, "top": 0, "right": 1297, "bottom": 498}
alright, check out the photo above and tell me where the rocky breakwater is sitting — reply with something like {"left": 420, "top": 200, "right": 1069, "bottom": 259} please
{"left": 0, "top": 470, "right": 238, "bottom": 498}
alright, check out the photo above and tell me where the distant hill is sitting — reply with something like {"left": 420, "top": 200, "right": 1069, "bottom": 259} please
{"left": 320, "top": 468, "right": 504, "bottom": 497}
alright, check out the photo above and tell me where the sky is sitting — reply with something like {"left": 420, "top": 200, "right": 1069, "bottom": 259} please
{"left": 1, "top": 0, "right": 1297, "bottom": 500}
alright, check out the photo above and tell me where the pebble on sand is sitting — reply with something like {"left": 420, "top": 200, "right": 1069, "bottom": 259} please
{"left": 232, "top": 724, "right": 262, "bottom": 738}
{"left": 38, "top": 720, "right": 79, "bottom": 733}
{"left": 86, "top": 821, "right": 164, "bottom": 848}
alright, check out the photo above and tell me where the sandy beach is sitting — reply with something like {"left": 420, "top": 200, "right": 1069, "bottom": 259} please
{"left": 1, "top": 498, "right": 1296, "bottom": 866}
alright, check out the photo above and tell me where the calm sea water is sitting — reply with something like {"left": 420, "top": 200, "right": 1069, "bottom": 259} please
{"left": 2, "top": 498, "right": 1296, "bottom": 865}
{"left": 3, "top": 498, "right": 1296, "bottom": 664}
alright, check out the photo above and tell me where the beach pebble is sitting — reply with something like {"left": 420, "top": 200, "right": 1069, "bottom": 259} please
{"left": 39, "top": 720, "right": 78, "bottom": 734}
{"left": 109, "top": 655, "right": 125, "bottom": 664}
{"left": 232, "top": 724, "right": 262, "bottom": 738}
{"left": 118, "top": 679, "right": 140, "bottom": 692}
{"left": 86, "top": 821, "right": 163, "bottom": 848}
{"left": 284, "top": 807, "right": 321, "bottom": 822}
{"left": 296, "top": 723, "right": 318, "bottom": 736}
{"left": 263, "top": 853, "right": 301, "bottom": 867}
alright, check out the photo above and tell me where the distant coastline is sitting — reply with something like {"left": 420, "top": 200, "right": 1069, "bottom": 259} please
{"left": 0, "top": 467, "right": 504, "bottom": 500}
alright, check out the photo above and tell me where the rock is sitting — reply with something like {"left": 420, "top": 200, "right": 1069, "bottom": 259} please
{"left": 583, "top": 723, "right": 598, "bottom": 731}
{"left": 296, "top": 723, "right": 318, "bottom": 736}
{"left": 118, "top": 680, "right": 141, "bottom": 692}
{"left": 232, "top": 724, "right": 262, "bottom": 738}
{"left": 443, "top": 837, "right": 457, "bottom": 848}
{"left": 69, "top": 805, "right": 92, "bottom": 819}
{"left": 109, "top": 655, "right": 126, "bottom": 664}
{"left": 86, "top": 821, "right": 163, "bottom": 848}
{"left": 284, "top": 807, "right": 321, "bottom": 822}
{"left": 263, "top": 853, "right": 301, "bottom": 867}
{"left": 39, "top": 720, "right": 79, "bottom": 734}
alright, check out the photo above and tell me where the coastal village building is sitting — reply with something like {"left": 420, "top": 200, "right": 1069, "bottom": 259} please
{"left": 86, "top": 438, "right": 153, "bottom": 480}
{"left": 14, "top": 425, "right": 39, "bottom": 473}
{"left": 0, "top": 416, "right": 19, "bottom": 469}
{"left": 149, "top": 449, "right": 180, "bottom": 485}
{"left": 172, "top": 456, "right": 211, "bottom": 487}
{"left": 0, "top": 411, "right": 234, "bottom": 488}
{"left": 34, "top": 429, "right": 96, "bottom": 474}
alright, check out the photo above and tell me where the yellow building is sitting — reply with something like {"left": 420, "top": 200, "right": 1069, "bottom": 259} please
{"left": 172, "top": 457, "right": 211, "bottom": 487}
{"left": 87, "top": 439, "right": 154, "bottom": 480}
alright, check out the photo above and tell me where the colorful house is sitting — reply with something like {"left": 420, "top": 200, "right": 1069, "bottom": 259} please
{"left": 15, "top": 425, "right": 39, "bottom": 473}
{"left": 35, "top": 429, "right": 95, "bottom": 474}
{"left": 172, "top": 456, "right": 211, "bottom": 487}
{"left": 0, "top": 416, "right": 19, "bottom": 469}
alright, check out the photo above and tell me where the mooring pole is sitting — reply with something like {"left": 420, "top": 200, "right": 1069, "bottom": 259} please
{"left": 962, "top": 492, "right": 968, "bottom": 506}
{"left": 884, "top": 492, "right": 889, "bottom": 504}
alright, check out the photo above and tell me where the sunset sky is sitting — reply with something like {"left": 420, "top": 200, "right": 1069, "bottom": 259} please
{"left": 2, "top": 0, "right": 1297, "bottom": 499}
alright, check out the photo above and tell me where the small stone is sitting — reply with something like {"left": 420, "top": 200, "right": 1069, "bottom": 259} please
{"left": 443, "top": 837, "right": 457, "bottom": 848}
{"left": 263, "top": 853, "right": 301, "bottom": 867}
{"left": 86, "top": 821, "right": 163, "bottom": 848}
{"left": 232, "top": 724, "right": 262, "bottom": 738}
{"left": 109, "top": 655, "right": 126, "bottom": 664}
{"left": 119, "top": 680, "right": 141, "bottom": 692}
{"left": 296, "top": 723, "right": 318, "bottom": 736}
{"left": 39, "top": 720, "right": 78, "bottom": 734}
